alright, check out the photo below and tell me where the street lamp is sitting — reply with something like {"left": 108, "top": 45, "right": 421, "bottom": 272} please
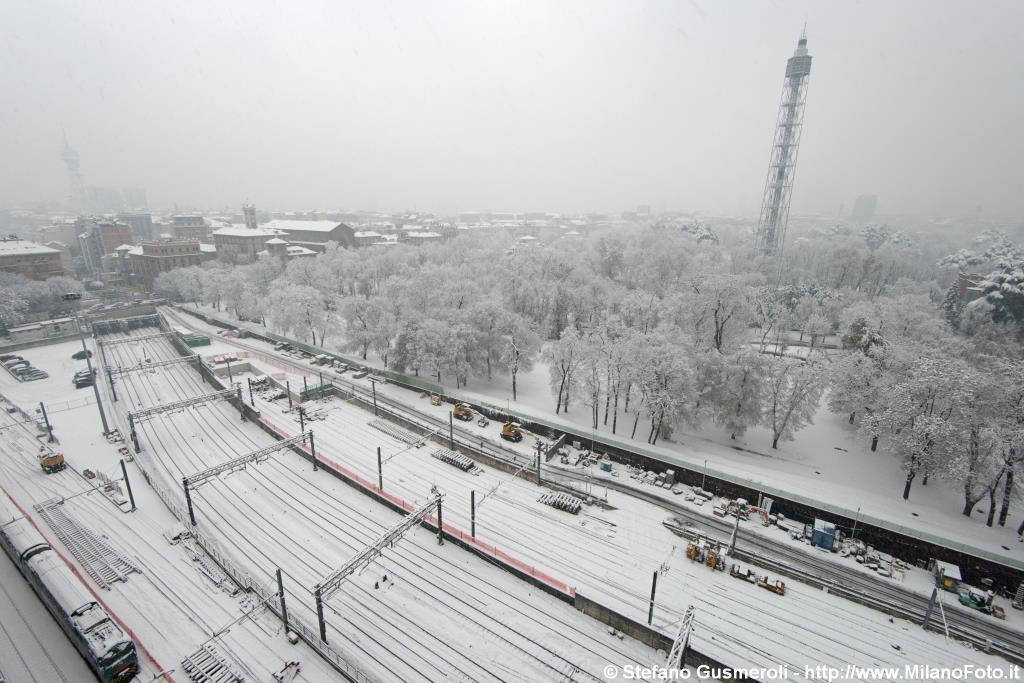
{"left": 701, "top": 460, "right": 708, "bottom": 491}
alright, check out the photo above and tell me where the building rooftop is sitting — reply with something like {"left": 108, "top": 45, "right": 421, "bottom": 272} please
{"left": 211, "top": 225, "right": 281, "bottom": 238}
{"left": 0, "top": 238, "right": 60, "bottom": 256}
{"left": 263, "top": 219, "right": 344, "bottom": 233}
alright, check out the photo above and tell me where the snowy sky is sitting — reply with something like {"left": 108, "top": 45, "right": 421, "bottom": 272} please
{"left": 2, "top": 0, "right": 1022, "bottom": 217}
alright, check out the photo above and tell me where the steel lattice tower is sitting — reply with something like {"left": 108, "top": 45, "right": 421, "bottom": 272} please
{"left": 755, "top": 32, "right": 813, "bottom": 256}
{"left": 60, "top": 130, "right": 85, "bottom": 207}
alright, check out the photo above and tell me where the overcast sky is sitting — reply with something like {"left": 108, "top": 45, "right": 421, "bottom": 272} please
{"left": 2, "top": 0, "right": 1022, "bottom": 218}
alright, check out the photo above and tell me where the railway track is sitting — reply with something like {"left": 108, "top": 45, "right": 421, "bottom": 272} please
{"left": 156, "top": 311, "right": 1024, "bottom": 671}
{"left": 103, "top": 326, "right": 645, "bottom": 681}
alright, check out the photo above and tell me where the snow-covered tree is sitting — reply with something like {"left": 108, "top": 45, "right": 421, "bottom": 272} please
{"left": 979, "top": 260, "right": 1024, "bottom": 327}
{"left": 761, "top": 355, "right": 825, "bottom": 449}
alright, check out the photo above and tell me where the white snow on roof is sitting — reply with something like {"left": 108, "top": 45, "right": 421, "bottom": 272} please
{"left": 406, "top": 231, "right": 440, "bottom": 238}
{"left": 211, "top": 225, "right": 280, "bottom": 238}
{"left": 354, "top": 231, "right": 382, "bottom": 238}
{"left": 263, "top": 219, "right": 342, "bottom": 233}
{"left": 115, "top": 244, "right": 133, "bottom": 251}
{"left": 933, "top": 560, "right": 962, "bottom": 581}
{"left": 286, "top": 245, "right": 317, "bottom": 256}
{"left": 199, "top": 244, "right": 217, "bottom": 252}
{"left": 0, "top": 239, "right": 60, "bottom": 256}
{"left": 265, "top": 237, "right": 287, "bottom": 245}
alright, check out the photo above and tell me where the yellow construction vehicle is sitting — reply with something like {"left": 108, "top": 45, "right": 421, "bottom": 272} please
{"left": 501, "top": 421, "right": 524, "bottom": 442}
{"left": 38, "top": 446, "right": 65, "bottom": 473}
{"left": 453, "top": 403, "right": 474, "bottom": 421}
{"left": 429, "top": 393, "right": 442, "bottom": 406}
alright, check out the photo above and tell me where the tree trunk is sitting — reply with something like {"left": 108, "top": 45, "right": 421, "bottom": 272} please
{"left": 603, "top": 378, "right": 611, "bottom": 426}
{"left": 998, "top": 468, "right": 1014, "bottom": 527}
{"left": 986, "top": 478, "right": 1000, "bottom": 527}
{"left": 631, "top": 411, "right": 640, "bottom": 439}
{"left": 511, "top": 370, "right": 518, "bottom": 401}
{"left": 1017, "top": 517, "right": 1024, "bottom": 537}
{"left": 555, "top": 376, "right": 566, "bottom": 414}
{"left": 902, "top": 468, "right": 916, "bottom": 501}
{"left": 871, "top": 435, "right": 878, "bottom": 451}
{"left": 771, "top": 435, "right": 779, "bottom": 449}
{"left": 849, "top": 411, "right": 855, "bottom": 424}
{"left": 612, "top": 391, "right": 619, "bottom": 435}
{"left": 623, "top": 383, "right": 632, "bottom": 413}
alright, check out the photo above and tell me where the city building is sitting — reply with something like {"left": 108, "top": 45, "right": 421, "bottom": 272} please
{"left": 43, "top": 241, "right": 74, "bottom": 273}
{"left": 0, "top": 237, "right": 64, "bottom": 280}
{"left": 851, "top": 195, "right": 878, "bottom": 222}
{"left": 263, "top": 237, "right": 318, "bottom": 260}
{"left": 755, "top": 31, "right": 813, "bottom": 256}
{"left": 212, "top": 225, "right": 281, "bottom": 263}
{"left": 243, "top": 204, "right": 258, "bottom": 231}
{"left": 261, "top": 219, "right": 355, "bottom": 251}
{"left": 171, "top": 215, "right": 209, "bottom": 241}
{"left": 77, "top": 218, "right": 131, "bottom": 276}
{"left": 128, "top": 239, "right": 210, "bottom": 290}
{"left": 117, "top": 213, "right": 154, "bottom": 242}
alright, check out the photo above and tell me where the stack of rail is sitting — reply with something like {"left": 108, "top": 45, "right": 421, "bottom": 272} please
{"left": 538, "top": 492, "right": 582, "bottom": 514}
{"left": 431, "top": 448, "right": 474, "bottom": 471}
{"left": 33, "top": 499, "right": 141, "bottom": 589}
{"left": 369, "top": 419, "right": 422, "bottom": 446}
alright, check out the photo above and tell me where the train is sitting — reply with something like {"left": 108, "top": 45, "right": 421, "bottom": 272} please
{"left": 0, "top": 495, "right": 138, "bottom": 682}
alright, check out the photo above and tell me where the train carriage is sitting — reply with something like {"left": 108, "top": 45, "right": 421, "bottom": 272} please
{"left": 0, "top": 497, "right": 138, "bottom": 682}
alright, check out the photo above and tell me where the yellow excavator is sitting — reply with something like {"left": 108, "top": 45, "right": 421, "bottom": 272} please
{"left": 501, "top": 422, "right": 524, "bottom": 442}
{"left": 453, "top": 403, "right": 474, "bottom": 421}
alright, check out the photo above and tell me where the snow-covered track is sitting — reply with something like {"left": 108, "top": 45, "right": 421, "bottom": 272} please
{"left": 103, "top": 326, "right": 642, "bottom": 681}
{"left": 33, "top": 499, "right": 141, "bottom": 589}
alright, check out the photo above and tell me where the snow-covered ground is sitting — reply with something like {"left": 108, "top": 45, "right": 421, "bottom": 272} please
{"left": 152, "top": 314, "right": 1019, "bottom": 679}
{"left": 3, "top": 324, "right": 1018, "bottom": 682}
{"left": 96, "top": 327, "right": 660, "bottom": 681}
{"left": 0, "top": 339, "right": 364, "bottom": 682}
{"left": 178, "top": 305, "right": 1024, "bottom": 566}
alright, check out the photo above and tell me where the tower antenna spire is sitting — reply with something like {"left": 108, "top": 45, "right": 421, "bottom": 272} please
{"left": 754, "top": 31, "right": 814, "bottom": 257}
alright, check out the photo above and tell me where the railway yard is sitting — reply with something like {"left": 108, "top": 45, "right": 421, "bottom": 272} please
{"left": 0, "top": 308, "right": 1022, "bottom": 682}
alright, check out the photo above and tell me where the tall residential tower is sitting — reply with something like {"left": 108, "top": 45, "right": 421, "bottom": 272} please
{"left": 755, "top": 32, "right": 813, "bottom": 256}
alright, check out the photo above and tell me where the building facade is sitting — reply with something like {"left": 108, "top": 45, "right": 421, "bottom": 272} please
{"left": 0, "top": 237, "right": 64, "bottom": 280}
{"left": 212, "top": 226, "right": 279, "bottom": 263}
{"left": 77, "top": 217, "right": 131, "bottom": 276}
{"left": 261, "top": 219, "right": 355, "bottom": 250}
{"left": 171, "top": 215, "right": 209, "bottom": 242}
{"left": 129, "top": 239, "right": 206, "bottom": 290}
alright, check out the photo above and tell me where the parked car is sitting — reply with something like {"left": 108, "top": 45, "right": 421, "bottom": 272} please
{"left": 72, "top": 349, "right": 93, "bottom": 360}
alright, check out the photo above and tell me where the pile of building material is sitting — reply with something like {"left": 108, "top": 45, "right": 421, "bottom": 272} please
{"left": 369, "top": 419, "right": 422, "bottom": 446}
{"left": 538, "top": 492, "right": 582, "bottom": 514}
{"left": 431, "top": 448, "right": 474, "bottom": 471}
